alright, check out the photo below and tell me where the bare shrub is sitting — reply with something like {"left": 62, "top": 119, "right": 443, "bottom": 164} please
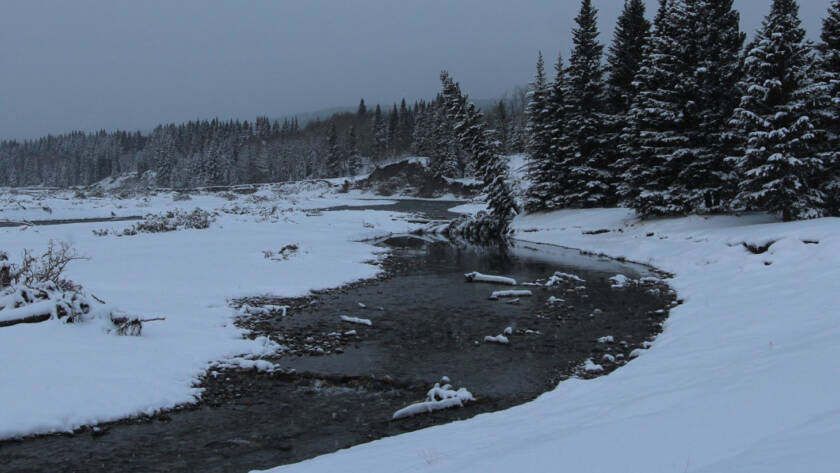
{"left": 11, "top": 240, "right": 87, "bottom": 291}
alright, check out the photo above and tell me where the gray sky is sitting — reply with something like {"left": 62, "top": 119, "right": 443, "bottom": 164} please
{"left": 0, "top": 0, "right": 833, "bottom": 140}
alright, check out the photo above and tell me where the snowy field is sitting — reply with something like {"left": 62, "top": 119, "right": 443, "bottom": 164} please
{"left": 0, "top": 189, "right": 420, "bottom": 439}
{"left": 264, "top": 208, "right": 840, "bottom": 473}
{"left": 0, "top": 182, "right": 394, "bottom": 223}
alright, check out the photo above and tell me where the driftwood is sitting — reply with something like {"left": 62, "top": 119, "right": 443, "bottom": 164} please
{"left": 0, "top": 313, "right": 52, "bottom": 328}
{"left": 0, "top": 302, "right": 54, "bottom": 328}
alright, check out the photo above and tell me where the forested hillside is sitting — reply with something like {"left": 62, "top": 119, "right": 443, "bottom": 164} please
{"left": 0, "top": 96, "right": 526, "bottom": 189}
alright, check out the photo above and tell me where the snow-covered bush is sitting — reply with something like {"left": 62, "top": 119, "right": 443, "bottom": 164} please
{"left": 0, "top": 242, "right": 155, "bottom": 335}
{"left": 7, "top": 240, "right": 85, "bottom": 291}
{"left": 99, "top": 208, "right": 214, "bottom": 236}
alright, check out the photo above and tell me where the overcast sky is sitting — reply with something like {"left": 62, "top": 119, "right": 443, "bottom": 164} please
{"left": 0, "top": 0, "right": 834, "bottom": 140}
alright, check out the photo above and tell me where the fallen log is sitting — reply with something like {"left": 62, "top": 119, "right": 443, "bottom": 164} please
{"left": 0, "top": 301, "right": 55, "bottom": 328}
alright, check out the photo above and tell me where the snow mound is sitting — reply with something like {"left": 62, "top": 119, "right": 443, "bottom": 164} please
{"left": 484, "top": 334, "right": 510, "bottom": 345}
{"left": 609, "top": 274, "right": 632, "bottom": 288}
{"left": 545, "top": 271, "right": 586, "bottom": 286}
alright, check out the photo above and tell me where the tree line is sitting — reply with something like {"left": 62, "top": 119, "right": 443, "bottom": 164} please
{"left": 0, "top": 97, "right": 526, "bottom": 189}
{"left": 526, "top": 0, "right": 840, "bottom": 221}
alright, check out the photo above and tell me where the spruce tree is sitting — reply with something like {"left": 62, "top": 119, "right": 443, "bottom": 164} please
{"left": 325, "top": 121, "right": 344, "bottom": 178}
{"left": 730, "top": 0, "right": 826, "bottom": 221}
{"left": 441, "top": 71, "right": 519, "bottom": 237}
{"left": 346, "top": 126, "right": 362, "bottom": 176}
{"left": 606, "top": 0, "right": 651, "bottom": 115}
{"left": 153, "top": 127, "right": 177, "bottom": 188}
{"left": 606, "top": 0, "right": 651, "bottom": 201}
{"left": 622, "top": 0, "right": 687, "bottom": 215}
{"left": 524, "top": 52, "right": 555, "bottom": 211}
{"left": 373, "top": 105, "right": 387, "bottom": 161}
{"left": 675, "top": 0, "right": 745, "bottom": 213}
{"left": 820, "top": 0, "right": 840, "bottom": 215}
{"left": 561, "top": 0, "right": 611, "bottom": 208}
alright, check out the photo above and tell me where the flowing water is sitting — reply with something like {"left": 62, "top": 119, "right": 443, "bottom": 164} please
{"left": 0, "top": 200, "right": 674, "bottom": 473}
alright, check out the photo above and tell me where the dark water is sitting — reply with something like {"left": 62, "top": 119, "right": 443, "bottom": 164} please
{"left": 0, "top": 216, "right": 141, "bottom": 228}
{"left": 317, "top": 199, "right": 464, "bottom": 220}
{"left": 0, "top": 201, "right": 674, "bottom": 473}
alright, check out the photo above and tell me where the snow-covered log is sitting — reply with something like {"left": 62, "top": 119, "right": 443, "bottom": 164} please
{"left": 0, "top": 300, "right": 55, "bottom": 327}
{"left": 340, "top": 315, "right": 372, "bottom": 326}
{"left": 392, "top": 382, "right": 475, "bottom": 420}
{"left": 464, "top": 272, "right": 516, "bottom": 285}
{"left": 489, "top": 290, "right": 533, "bottom": 300}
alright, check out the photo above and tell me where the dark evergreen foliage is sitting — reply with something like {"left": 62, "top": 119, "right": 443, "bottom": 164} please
{"left": 441, "top": 71, "right": 519, "bottom": 238}
{"left": 730, "top": 0, "right": 827, "bottom": 221}
{"left": 561, "top": 0, "right": 612, "bottom": 208}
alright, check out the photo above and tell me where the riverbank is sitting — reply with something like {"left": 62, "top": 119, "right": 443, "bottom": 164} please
{"left": 0, "top": 236, "right": 674, "bottom": 472}
{"left": 0, "top": 198, "right": 422, "bottom": 440}
{"left": 264, "top": 208, "right": 840, "bottom": 473}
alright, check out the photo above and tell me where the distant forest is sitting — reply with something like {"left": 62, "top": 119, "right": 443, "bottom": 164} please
{"left": 0, "top": 93, "right": 528, "bottom": 188}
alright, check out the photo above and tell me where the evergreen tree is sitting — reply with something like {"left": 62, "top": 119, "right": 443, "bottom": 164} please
{"left": 623, "top": 0, "right": 696, "bottom": 216}
{"left": 153, "top": 127, "right": 177, "bottom": 188}
{"left": 525, "top": 52, "right": 556, "bottom": 211}
{"left": 431, "top": 104, "right": 461, "bottom": 178}
{"left": 675, "top": 0, "right": 745, "bottom": 212}
{"left": 494, "top": 100, "right": 509, "bottom": 153}
{"left": 325, "top": 120, "right": 344, "bottom": 177}
{"left": 730, "top": 0, "right": 826, "bottom": 221}
{"left": 357, "top": 99, "right": 368, "bottom": 117}
{"left": 373, "top": 105, "right": 387, "bottom": 160}
{"left": 346, "top": 126, "right": 362, "bottom": 176}
{"left": 441, "top": 71, "right": 519, "bottom": 237}
{"left": 819, "top": 0, "right": 840, "bottom": 215}
{"left": 606, "top": 0, "right": 651, "bottom": 203}
{"left": 606, "top": 0, "right": 651, "bottom": 115}
{"left": 561, "top": 0, "right": 612, "bottom": 208}
{"left": 388, "top": 104, "right": 399, "bottom": 155}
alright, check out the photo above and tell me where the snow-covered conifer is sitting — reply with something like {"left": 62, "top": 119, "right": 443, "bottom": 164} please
{"left": 524, "top": 52, "right": 555, "bottom": 211}
{"left": 560, "top": 0, "right": 612, "bottom": 208}
{"left": 441, "top": 71, "right": 519, "bottom": 237}
{"left": 819, "top": 0, "right": 840, "bottom": 215}
{"left": 730, "top": 0, "right": 827, "bottom": 221}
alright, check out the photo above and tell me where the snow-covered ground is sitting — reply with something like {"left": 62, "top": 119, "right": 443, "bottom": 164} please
{"left": 0, "top": 192, "right": 421, "bottom": 439}
{"left": 0, "top": 183, "right": 395, "bottom": 223}
{"left": 263, "top": 208, "right": 840, "bottom": 473}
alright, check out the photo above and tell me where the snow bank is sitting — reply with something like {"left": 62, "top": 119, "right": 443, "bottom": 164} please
{"left": 0, "top": 199, "right": 418, "bottom": 439}
{"left": 264, "top": 209, "right": 840, "bottom": 473}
